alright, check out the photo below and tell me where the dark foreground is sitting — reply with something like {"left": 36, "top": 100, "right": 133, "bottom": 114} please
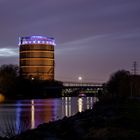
{"left": 1, "top": 98, "right": 140, "bottom": 140}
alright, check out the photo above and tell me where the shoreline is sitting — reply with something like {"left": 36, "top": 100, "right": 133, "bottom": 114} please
{"left": 1, "top": 97, "right": 139, "bottom": 140}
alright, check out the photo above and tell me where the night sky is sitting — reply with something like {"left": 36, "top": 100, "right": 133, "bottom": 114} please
{"left": 0, "top": 0, "right": 140, "bottom": 82}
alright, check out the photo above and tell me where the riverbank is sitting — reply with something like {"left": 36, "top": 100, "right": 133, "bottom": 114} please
{"left": 0, "top": 97, "right": 139, "bottom": 140}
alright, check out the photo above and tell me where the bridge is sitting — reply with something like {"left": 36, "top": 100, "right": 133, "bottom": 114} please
{"left": 63, "top": 81, "right": 102, "bottom": 87}
{"left": 62, "top": 81, "right": 103, "bottom": 96}
{"left": 42, "top": 81, "right": 103, "bottom": 97}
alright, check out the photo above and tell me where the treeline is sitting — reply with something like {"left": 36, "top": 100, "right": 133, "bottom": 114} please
{"left": 105, "top": 70, "right": 140, "bottom": 99}
{"left": 0, "top": 64, "right": 63, "bottom": 99}
{"left": 0, "top": 64, "right": 140, "bottom": 99}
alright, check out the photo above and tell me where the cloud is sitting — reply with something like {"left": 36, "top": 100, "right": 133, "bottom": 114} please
{"left": 0, "top": 47, "right": 18, "bottom": 57}
{"left": 56, "top": 28, "right": 140, "bottom": 54}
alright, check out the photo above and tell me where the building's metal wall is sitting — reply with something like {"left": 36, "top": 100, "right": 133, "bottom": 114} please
{"left": 20, "top": 44, "right": 54, "bottom": 80}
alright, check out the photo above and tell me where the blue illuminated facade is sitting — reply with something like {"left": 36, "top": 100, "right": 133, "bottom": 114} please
{"left": 19, "top": 36, "right": 56, "bottom": 46}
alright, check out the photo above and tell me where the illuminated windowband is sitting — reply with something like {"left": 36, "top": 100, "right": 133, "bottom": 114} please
{"left": 19, "top": 36, "right": 56, "bottom": 46}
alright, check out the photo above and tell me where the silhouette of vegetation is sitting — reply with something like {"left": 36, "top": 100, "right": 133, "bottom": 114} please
{"left": 106, "top": 70, "right": 140, "bottom": 100}
{"left": 17, "top": 78, "right": 63, "bottom": 98}
{"left": 0, "top": 64, "right": 63, "bottom": 99}
{"left": 0, "top": 64, "right": 19, "bottom": 98}
{"left": 106, "top": 70, "right": 131, "bottom": 99}
{"left": 130, "top": 74, "right": 140, "bottom": 97}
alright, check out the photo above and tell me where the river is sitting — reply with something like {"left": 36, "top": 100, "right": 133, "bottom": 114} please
{"left": 0, "top": 96, "right": 98, "bottom": 137}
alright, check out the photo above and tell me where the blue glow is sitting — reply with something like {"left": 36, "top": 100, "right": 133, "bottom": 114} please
{"left": 16, "top": 101, "right": 22, "bottom": 133}
{"left": 19, "top": 36, "right": 56, "bottom": 46}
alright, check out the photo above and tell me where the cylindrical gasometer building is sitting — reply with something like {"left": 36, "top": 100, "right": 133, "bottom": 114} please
{"left": 19, "top": 36, "right": 55, "bottom": 80}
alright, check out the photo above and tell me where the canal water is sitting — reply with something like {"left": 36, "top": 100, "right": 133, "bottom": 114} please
{"left": 0, "top": 97, "right": 98, "bottom": 137}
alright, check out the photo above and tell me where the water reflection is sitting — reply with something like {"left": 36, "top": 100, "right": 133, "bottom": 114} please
{"left": 16, "top": 100, "right": 22, "bottom": 133}
{"left": 31, "top": 100, "right": 35, "bottom": 129}
{"left": 86, "top": 97, "right": 93, "bottom": 110}
{"left": 62, "top": 97, "right": 72, "bottom": 117}
{"left": 78, "top": 98, "right": 83, "bottom": 112}
{"left": 0, "top": 97, "right": 97, "bottom": 136}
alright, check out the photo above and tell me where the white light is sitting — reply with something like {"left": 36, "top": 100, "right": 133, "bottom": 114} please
{"left": 31, "top": 100, "right": 35, "bottom": 129}
{"left": 78, "top": 76, "right": 82, "bottom": 81}
{"left": 78, "top": 98, "right": 83, "bottom": 112}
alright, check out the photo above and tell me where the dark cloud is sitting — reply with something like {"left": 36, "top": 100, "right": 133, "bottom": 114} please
{"left": 0, "top": 0, "right": 140, "bottom": 82}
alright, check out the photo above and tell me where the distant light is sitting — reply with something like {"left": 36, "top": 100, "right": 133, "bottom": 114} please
{"left": 0, "top": 94, "right": 5, "bottom": 102}
{"left": 31, "top": 77, "right": 34, "bottom": 80}
{"left": 78, "top": 76, "right": 82, "bottom": 81}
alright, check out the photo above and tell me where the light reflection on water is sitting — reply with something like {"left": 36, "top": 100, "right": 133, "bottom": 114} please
{"left": 0, "top": 97, "right": 97, "bottom": 136}
{"left": 31, "top": 100, "right": 35, "bottom": 129}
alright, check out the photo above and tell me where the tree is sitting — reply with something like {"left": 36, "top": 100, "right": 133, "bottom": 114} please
{"left": 0, "top": 64, "right": 19, "bottom": 97}
{"left": 106, "top": 70, "right": 131, "bottom": 99}
{"left": 0, "top": 64, "right": 63, "bottom": 99}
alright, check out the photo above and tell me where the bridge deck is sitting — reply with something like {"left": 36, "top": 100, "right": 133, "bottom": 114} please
{"left": 63, "top": 81, "right": 103, "bottom": 87}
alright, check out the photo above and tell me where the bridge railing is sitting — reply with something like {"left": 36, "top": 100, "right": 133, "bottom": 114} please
{"left": 62, "top": 81, "right": 103, "bottom": 87}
